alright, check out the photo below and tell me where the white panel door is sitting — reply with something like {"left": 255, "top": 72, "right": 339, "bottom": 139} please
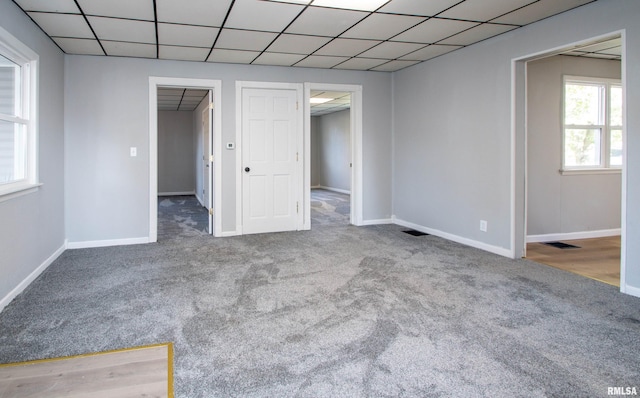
{"left": 242, "top": 88, "right": 300, "bottom": 234}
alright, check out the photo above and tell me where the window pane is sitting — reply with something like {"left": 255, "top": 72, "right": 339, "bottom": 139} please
{"left": 0, "top": 119, "right": 26, "bottom": 184}
{"left": 564, "top": 128, "right": 601, "bottom": 167}
{"left": 0, "top": 54, "right": 20, "bottom": 116}
{"left": 565, "top": 83, "right": 602, "bottom": 125}
{"left": 610, "top": 129, "right": 623, "bottom": 167}
{"left": 610, "top": 85, "right": 623, "bottom": 127}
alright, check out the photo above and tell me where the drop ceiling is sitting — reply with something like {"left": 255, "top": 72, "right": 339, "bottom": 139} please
{"left": 12, "top": 0, "right": 606, "bottom": 72}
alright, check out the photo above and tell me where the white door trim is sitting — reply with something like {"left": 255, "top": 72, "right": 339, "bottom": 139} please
{"left": 235, "top": 81, "right": 304, "bottom": 235}
{"left": 303, "top": 83, "right": 363, "bottom": 228}
{"left": 149, "top": 76, "right": 222, "bottom": 240}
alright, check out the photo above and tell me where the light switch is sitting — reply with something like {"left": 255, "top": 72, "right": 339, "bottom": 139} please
{"left": 130, "top": 147, "right": 137, "bottom": 157}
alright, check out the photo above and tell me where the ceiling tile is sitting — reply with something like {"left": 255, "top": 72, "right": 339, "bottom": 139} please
{"left": 311, "top": 0, "right": 389, "bottom": 12}
{"left": 158, "top": 88, "right": 184, "bottom": 96}
{"left": 14, "top": 0, "right": 79, "bottom": 13}
{"left": 88, "top": 16, "right": 156, "bottom": 43}
{"left": 393, "top": 18, "right": 478, "bottom": 44}
{"left": 28, "top": 12, "right": 93, "bottom": 38}
{"left": 225, "top": 0, "right": 304, "bottom": 32}
{"left": 294, "top": 55, "right": 349, "bottom": 68}
{"left": 399, "top": 44, "right": 462, "bottom": 61}
{"left": 102, "top": 41, "right": 156, "bottom": 58}
{"left": 378, "top": 0, "right": 462, "bottom": 17}
{"left": 439, "top": 23, "right": 517, "bottom": 46}
{"left": 370, "top": 60, "right": 421, "bottom": 72}
{"left": 267, "top": 34, "right": 332, "bottom": 54}
{"left": 76, "top": 0, "right": 154, "bottom": 20}
{"left": 252, "top": 52, "right": 307, "bottom": 66}
{"left": 314, "top": 38, "right": 381, "bottom": 57}
{"left": 159, "top": 46, "right": 210, "bottom": 61}
{"left": 269, "top": 0, "right": 312, "bottom": 4}
{"left": 439, "top": 0, "right": 535, "bottom": 22}
{"left": 215, "top": 29, "right": 278, "bottom": 52}
{"left": 358, "top": 41, "right": 425, "bottom": 59}
{"left": 53, "top": 37, "right": 104, "bottom": 55}
{"left": 156, "top": 0, "right": 232, "bottom": 26}
{"left": 333, "top": 57, "right": 387, "bottom": 70}
{"left": 492, "top": 0, "right": 594, "bottom": 25}
{"left": 207, "top": 49, "right": 260, "bottom": 64}
{"left": 341, "top": 13, "right": 426, "bottom": 41}
{"left": 576, "top": 38, "right": 622, "bottom": 53}
{"left": 158, "top": 23, "right": 218, "bottom": 47}
{"left": 286, "top": 7, "right": 368, "bottom": 36}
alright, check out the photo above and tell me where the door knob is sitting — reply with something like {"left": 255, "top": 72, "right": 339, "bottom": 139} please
{"left": 244, "top": 167, "right": 250, "bottom": 172}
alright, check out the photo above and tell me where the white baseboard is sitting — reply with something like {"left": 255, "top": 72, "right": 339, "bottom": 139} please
{"left": 195, "top": 194, "right": 204, "bottom": 207}
{"left": 361, "top": 218, "right": 393, "bottom": 226}
{"left": 67, "top": 237, "right": 150, "bottom": 249}
{"left": 158, "top": 191, "right": 195, "bottom": 196}
{"left": 0, "top": 240, "right": 67, "bottom": 313}
{"left": 315, "top": 186, "right": 351, "bottom": 195}
{"left": 527, "top": 229, "right": 621, "bottom": 243}
{"left": 220, "top": 231, "right": 240, "bottom": 237}
{"left": 622, "top": 284, "right": 640, "bottom": 299}
{"left": 393, "top": 217, "right": 513, "bottom": 258}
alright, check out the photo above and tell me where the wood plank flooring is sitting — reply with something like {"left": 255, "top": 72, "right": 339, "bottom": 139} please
{"left": 526, "top": 236, "right": 620, "bottom": 286}
{"left": 0, "top": 343, "right": 173, "bottom": 398}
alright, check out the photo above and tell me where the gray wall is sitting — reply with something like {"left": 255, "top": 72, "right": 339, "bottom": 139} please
{"left": 0, "top": 1, "right": 65, "bottom": 303}
{"left": 314, "top": 109, "right": 351, "bottom": 192}
{"left": 65, "top": 56, "right": 392, "bottom": 241}
{"left": 392, "top": 0, "right": 640, "bottom": 290}
{"left": 158, "top": 111, "right": 195, "bottom": 194}
{"left": 527, "top": 55, "right": 622, "bottom": 237}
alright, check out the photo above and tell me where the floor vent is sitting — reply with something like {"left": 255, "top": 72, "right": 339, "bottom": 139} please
{"left": 543, "top": 241, "right": 581, "bottom": 249}
{"left": 403, "top": 230, "right": 429, "bottom": 237}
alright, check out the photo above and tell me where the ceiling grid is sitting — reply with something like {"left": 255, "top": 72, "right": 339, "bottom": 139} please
{"left": 13, "top": 0, "right": 612, "bottom": 72}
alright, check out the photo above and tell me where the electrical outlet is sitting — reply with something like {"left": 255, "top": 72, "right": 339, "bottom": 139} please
{"left": 480, "top": 220, "right": 488, "bottom": 232}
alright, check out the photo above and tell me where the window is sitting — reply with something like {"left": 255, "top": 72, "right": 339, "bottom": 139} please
{"left": 0, "top": 26, "right": 38, "bottom": 198}
{"left": 562, "top": 75, "right": 623, "bottom": 173}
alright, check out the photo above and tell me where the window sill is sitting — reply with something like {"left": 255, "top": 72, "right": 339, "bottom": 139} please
{"left": 560, "top": 168, "right": 622, "bottom": 176}
{"left": 0, "top": 183, "right": 43, "bottom": 203}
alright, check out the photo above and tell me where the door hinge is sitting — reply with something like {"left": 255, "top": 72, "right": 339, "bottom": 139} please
{"left": 209, "top": 208, "right": 213, "bottom": 215}
{"left": 296, "top": 202, "right": 299, "bottom": 214}
{"left": 209, "top": 102, "right": 214, "bottom": 110}
{"left": 209, "top": 155, "right": 214, "bottom": 162}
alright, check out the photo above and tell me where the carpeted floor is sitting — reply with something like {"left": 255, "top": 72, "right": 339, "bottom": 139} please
{"left": 158, "top": 195, "right": 209, "bottom": 240}
{"left": 310, "top": 189, "right": 350, "bottom": 226}
{"left": 0, "top": 201, "right": 639, "bottom": 397}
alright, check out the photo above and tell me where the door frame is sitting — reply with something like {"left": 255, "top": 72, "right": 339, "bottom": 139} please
{"left": 511, "top": 30, "right": 627, "bottom": 292}
{"left": 149, "top": 76, "right": 222, "bottom": 240}
{"left": 304, "top": 83, "right": 363, "bottom": 228}
{"left": 235, "top": 81, "right": 304, "bottom": 235}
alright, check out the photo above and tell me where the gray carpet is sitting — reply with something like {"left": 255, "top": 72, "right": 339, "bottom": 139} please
{"left": 0, "top": 218, "right": 639, "bottom": 396}
{"left": 158, "top": 195, "right": 209, "bottom": 240}
{"left": 311, "top": 189, "right": 350, "bottom": 226}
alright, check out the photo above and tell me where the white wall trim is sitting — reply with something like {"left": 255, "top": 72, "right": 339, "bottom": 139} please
{"left": 304, "top": 83, "right": 363, "bottom": 228}
{"left": 67, "top": 237, "right": 150, "bottom": 249}
{"left": 316, "top": 186, "right": 351, "bottom": 195}
{"left": 621, "top": 284, "right": 640, "bottom": 299}
{"left": 0, "top": 241, "right": 66, "bottom": 313}
{"left": 361, "top": 218, "right": 393, "bottom": 226}
{"left": 527, "top": 229, "right": 621, "bottom": 243}
{"left": 158, "top": 191, "right": 195, "bottom": 196}
{"left": 149, "top": 77, "right": 223, "bottom": 240}
{"left": 394, "top": 217, "right": 513, "bottom": 258}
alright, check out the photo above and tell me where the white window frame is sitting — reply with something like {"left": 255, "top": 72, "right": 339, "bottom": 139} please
{"left": 561, "top": 75, "right": 622, "bottom": 175}
{"left": 0, "top": 26, "right": 39, "bottom": 200}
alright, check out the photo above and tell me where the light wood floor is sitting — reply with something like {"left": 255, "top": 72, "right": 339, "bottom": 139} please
{"left": 0, "top": 343, "right": 173, "bottom": 398}
{"left": 526, "top": 236, "right": 621, "bottom": 286}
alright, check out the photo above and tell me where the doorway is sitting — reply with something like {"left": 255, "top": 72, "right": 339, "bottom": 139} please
{"left": 513, "top": 32, "right": 626, "bottom": 290}
{"left": 309, "top": 90, "right": 352, "bottom": 226}
{"left": 149, "top": 77, "right": 222, "bottom": 241}
{"left": 304, "top": 83, "right": 363, "bottom": 229}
